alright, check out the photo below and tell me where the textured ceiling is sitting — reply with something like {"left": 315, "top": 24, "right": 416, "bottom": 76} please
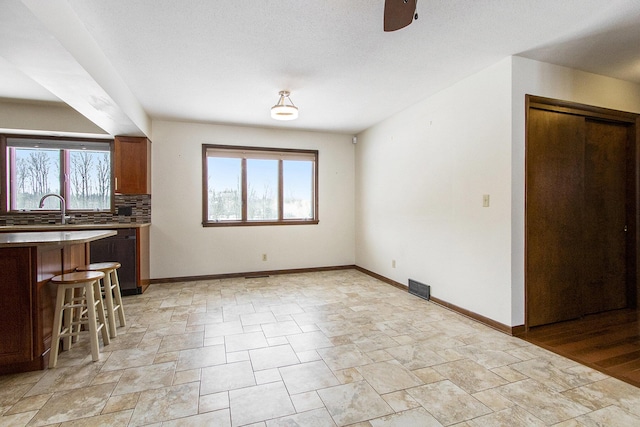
{"left": 1, "top": 0, "right": 639, "bottom": 136}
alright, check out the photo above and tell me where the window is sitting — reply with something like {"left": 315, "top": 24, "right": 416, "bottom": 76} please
{"left": 5, "top": 137, "right": 112, "bottom": 211}
{"left": 203, "top": 145, "right": 318, "bottom": 226}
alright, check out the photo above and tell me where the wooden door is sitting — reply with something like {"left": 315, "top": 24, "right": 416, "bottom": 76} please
{"left": 527, "top": 108, "right": 586, "bottom": 326}
{"left": 583, "top": 120, "right": 629, "bottom": 314}
{"left": 526, "top": 101, "right": 635, "bottom": 328}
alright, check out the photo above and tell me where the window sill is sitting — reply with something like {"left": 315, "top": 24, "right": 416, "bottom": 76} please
{"left": 203, "top": 219, "right": 319, "bottom": 227}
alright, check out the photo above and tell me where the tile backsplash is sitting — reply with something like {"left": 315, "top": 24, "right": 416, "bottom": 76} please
{"left": 0, "top": 194, "right": 151, "bottom": 226}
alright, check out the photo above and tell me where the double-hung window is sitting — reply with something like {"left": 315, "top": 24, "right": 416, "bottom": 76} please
{"left": 202, "top": 144, "right": 318, "bottom": 226}
{"left": 5, "top": 137, "right": 112, "bottom": 211}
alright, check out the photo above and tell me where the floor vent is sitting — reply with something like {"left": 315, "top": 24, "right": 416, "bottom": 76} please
{"left": 245, "top": 275, "right": 269, "bottom": 279}
{"left": 408, "top": 279, "right": 430, "bottom": 301}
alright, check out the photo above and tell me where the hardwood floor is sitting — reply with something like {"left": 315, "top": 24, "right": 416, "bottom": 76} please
{"left": 522, "top": 308, "right": 640, "bottom": 388}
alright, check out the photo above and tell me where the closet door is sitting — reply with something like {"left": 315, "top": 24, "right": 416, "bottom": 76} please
{"left": 527, "top": 108, "right": 586, "bottom": 327}
{"left": 526, "top": 105, "right": 632, "bottom": 328}
{"left": 583, "top": 120, "right": 629, "bottom": 315}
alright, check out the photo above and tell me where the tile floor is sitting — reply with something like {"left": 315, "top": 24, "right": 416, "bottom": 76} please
{"left": 2, "top": 269, "right": 640, "bottom": 426}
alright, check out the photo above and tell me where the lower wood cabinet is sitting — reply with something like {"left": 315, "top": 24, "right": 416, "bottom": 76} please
{"left": 0, "top": 248, "right": 34, "bottom": 365}
{"left": 0, "top": 243, "right": 87, "bottom": 374}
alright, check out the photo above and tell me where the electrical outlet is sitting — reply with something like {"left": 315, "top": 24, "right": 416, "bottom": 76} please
{"left": 262, "top": 253, "right": 267, "bottom": 261}
{"left": 483, "top": 194, "right": 490, "bottom": 207}
{"left": 392, "top": 259, "right": 396, "bottom": 268}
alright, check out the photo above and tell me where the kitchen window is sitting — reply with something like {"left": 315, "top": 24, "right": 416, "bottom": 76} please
{"left": 4, "top": 137, "right": 112, "bottom": 211}
{"left": 202, "top": 144, "right": 318, "bottom": 226}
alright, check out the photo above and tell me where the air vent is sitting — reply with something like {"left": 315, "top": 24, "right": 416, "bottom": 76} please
{"left": 408, "top": 279, "right": 430, "bottom": 301}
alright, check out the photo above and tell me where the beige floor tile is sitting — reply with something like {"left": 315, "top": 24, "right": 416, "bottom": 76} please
{"left": 201, "top": 361, "right": 256, "bottom": 395}
{"left": 369, "top": 407, "right": 441, "bottom": 427}
{"left": 357, "top": 361, "right": 423, "bottom": 394}
{"left": 223, "top": 303, "right": 256, "bottom": 321}
{"left": 158, "top": 331, "right": 204, "bottom": 353}
{"left": 575, "top": 405, "right": 640, "bottom": 426}
{"left": 318, "top": 381, "right": 393, "bottom": 427}
{"left": 176, "top": 344, "right": 226, "bottom": 371}
{"left": 261, "top": 320, "right": 303, "bottom": 338}
{"left": 199, "top": 391, "right": 229, "bottom": 413}
{"left": 3, "top": 393, "right": 51, "bottom": 415}
{"left": 467, "top": 406, "right": 546, "bottom": 427}
{"left": 380, "top": 390, "right": 421, "bottom": 412}
{"left": 495, "top": 379, "right": 591, "bottom": 424}
{"left": 225, "top": 331, "right": 269, "bottom": 352}
{"left": 173, "top": 368, "right": 201, "bottom": 385}
{"left": 204, "top": 321, "right": 244, "bottom": 338}
{"left": 101, "top": 392, "right": 139, "bottom": 414}
{"left": 241, "top": 311, "right": 277, "bottom": 326}
{"left": 317, "top": 344, "right": 372, "bottom": 371}
{"left": 186, "top": 310, "right": 223, "bottom": 326}
{"left": 266, "top": 408, "right": 336, "bottom": 426}
{"left": 279, "top": 360, "right": 340, "bottom": 395}
{"left": 100, "top": 347, "right": 158, "bottom": 372}
{"left": 26, "top": 383, "right": 114, "bottom": 426}
{"left": 255, "top": 368, "right": 282, "bottom": 384}
{"left": 164, "top": 408, "right": 231, "bottom": 426}
{"left": 432, "top": 359, "right": 508, "bottom": 393}
{"left": 58, "top": 409, "right": 133, "bottom": 426}
{"left": 562, "top": 377, "right": 640, "bottom": 415}
{"left": 129, "top": 382, "right": 199, "bottom": 426}
{"left": 286, "top": 331, "right": 334, "bottom": 353}
{"left": 407, "top": 380, "right": 492, "bottom": 425}
{"left": 510, "top": 358, "right": 606, "bottom": 393}
{"left": 385, "top": 343, "right": 447, "bottom": 370}
{"left": 268, "top": 303, "right": 304, "bottom": 316}
{"left": 290, "top": 391, "right": 325, "bottom": 413}
{"left": 4, "top": 270, "right": 640, "bottom": 427}
{"left": 112, "top": 361, "right": 176, "bottom": 396}
{"left": 24, "top": 363, "right": 103, "bottom": 397}
{"left": 229, "top": 382, "right": 295, "bottom": 427}
{"left": 0, "top": 410, "right": 37, "bottom": 427}
{"left": 333, "top": 367, "right": 363, "bottom": 384}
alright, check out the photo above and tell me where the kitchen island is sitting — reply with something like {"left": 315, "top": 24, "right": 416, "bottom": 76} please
{"left": 0, "top": 230, "right": 116, "bottom": 374}
{"left": 0, "top": 224, "right": 151, "bottom": 295}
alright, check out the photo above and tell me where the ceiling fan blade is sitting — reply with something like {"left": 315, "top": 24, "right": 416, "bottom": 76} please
{"left": 384, "top": 0, "right": 417, "bottom": 32}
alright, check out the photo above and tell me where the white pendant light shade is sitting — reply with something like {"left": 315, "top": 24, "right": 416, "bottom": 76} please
{"left": 271, "top": 90, "right": 298, "bottom": 120}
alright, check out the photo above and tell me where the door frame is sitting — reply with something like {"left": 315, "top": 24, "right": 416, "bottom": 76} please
{"left": 525, "top": 95, "right": 640, "bottom": 330}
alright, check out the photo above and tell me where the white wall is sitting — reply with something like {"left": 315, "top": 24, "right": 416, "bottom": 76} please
{"left": 510, "top": 56, "right": 640, "bottom": 325}
{"left": 355, "top": 56, "right": 640, "bottom": 328}
{"left": 150, "top": 120, "right": 355, "bottom": 279}
{"left": 355, "top": 58, "right": 514, "bottom": 326}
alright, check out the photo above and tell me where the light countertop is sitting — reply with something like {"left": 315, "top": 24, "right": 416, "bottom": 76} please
{"left": 0, "top": 223, "right": 150, "bottom": 232}
{"left": 0, "top": 230, "right": 117, "bottom": 248}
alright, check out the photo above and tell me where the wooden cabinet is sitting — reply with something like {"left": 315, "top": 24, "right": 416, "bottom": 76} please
{"left": 114, "top": 136, "right": 151, "bottom": 194}
{"left": 89, "top": 226, "right": 150, "bottom": 295}
{"left": 0, "top": 243, "right": 88, "bottom": 374}
{"left": 0, "top": 248, "right": 34, "bottom": 366}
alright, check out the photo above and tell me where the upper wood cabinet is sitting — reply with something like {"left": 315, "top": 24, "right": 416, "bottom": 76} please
{"left": 114, "top": 136, "right": 151, "bottom": 194}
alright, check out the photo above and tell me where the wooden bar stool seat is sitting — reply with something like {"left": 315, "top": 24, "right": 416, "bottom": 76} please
{"left": 77, "top": 262, "right": 126, "bottom": 338}
{"left": 49, "top": 271, "right": 109, "bottom": 368}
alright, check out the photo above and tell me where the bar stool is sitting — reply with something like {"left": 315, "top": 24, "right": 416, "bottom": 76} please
{"left": 49, "top": 271, "right": 110, "bottom": 368}
{"left": 77, "top": 262, "right": 126, "bottom": 338}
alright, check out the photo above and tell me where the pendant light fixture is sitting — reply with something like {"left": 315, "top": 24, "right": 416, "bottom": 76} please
{"left": 271, "top": 90, "right": 298, "bottom": 121}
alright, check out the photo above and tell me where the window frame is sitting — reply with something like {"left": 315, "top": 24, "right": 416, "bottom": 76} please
{"left": 1, "top": 134, "right": 115, "bottom": 213}
{"left": 202, "top": 144, "right": 319, "bottom": 227}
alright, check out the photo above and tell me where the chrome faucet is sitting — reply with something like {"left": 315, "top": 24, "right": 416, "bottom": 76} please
{"left": 39, "top": 193, "right": 69, "bottom": 225}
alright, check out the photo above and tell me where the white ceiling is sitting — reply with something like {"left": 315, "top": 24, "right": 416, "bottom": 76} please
{"left": 1, "top": 0, "right": 639, "bottom": 137}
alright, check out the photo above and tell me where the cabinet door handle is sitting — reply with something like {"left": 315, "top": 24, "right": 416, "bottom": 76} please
{"left": 115, "top": 177, "right": 118, "bottom": 191}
